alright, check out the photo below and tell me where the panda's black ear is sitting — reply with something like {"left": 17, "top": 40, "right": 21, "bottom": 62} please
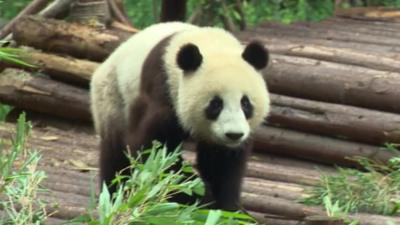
{"left": 177, "top": 43, "right": 203, "bottom": 73}
{"left": 242, "top": 41, "right": 269, "bottom": 70}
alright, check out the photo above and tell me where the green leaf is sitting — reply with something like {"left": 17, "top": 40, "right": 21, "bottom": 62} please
{"left": 147, "top": 202, "right": 181, "bottom": 215}
{"left": 205, "top": 210, "right": 222, "bottom": 225}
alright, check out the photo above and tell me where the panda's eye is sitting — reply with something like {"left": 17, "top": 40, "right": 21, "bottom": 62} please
{"left": 205, "top": 96, "right": 223, "bottom": 120}
{"left": 241, "top": 95, "right": 253, "bottom": 119}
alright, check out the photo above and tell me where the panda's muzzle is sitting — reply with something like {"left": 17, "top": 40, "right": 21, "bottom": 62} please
{"left": 225, "top": 132, "right": 244, "bottom": 141}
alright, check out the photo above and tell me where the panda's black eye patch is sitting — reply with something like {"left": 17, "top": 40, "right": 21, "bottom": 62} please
{"left": 205, "top": 96, "right": 223, "bottom": 120}
{"left": 241, "top": 95, "right": 253, "bottom": 119}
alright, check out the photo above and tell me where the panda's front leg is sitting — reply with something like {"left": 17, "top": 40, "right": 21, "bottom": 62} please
{"left": 125, "top": 96, "right": 174, "bottom": 156}
{"left": 196, "top": 141, "right": 250, "bottom": 211}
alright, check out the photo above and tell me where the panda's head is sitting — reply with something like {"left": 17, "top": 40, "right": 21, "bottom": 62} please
{"left": 167, "top": 35, "right": 270, "bottom": 148}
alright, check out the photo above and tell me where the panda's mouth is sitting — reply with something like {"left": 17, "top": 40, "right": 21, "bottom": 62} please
{"left": 217, "top": 135, "right": 246, "bottom": 148}
{"left": 223, "top": 140, "right": 243, "bottom": 148}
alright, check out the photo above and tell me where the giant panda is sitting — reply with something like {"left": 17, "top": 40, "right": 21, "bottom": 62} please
{"left": 90, "top": 22, "right": 270, "bottom": 211}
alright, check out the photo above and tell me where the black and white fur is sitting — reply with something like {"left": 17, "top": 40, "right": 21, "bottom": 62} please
{"left": 90, "top": 22, "right": 270, "bottom": 210}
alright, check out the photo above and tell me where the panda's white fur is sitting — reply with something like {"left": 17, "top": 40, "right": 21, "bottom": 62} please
{"left": 91, "top": 22, "right": 269, "bottom": 147}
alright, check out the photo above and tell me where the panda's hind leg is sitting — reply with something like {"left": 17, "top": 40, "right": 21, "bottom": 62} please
{"left": 91, "top": 68, "right": 129, "bottom": 194}
{"left": 99, "top": 122, "right": 129, "bottom": 194}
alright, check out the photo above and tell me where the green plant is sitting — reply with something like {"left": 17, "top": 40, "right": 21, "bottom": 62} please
{"left": 123, "top": 1, "right": 162, "bottom": 28}
{"left": 320, "top": 196, "right": 359, "bottom": 225}
{"left": 0, "top": 113, "right": 49, "bottom": 225}
{"left": 68, "top": 142, "right": 258, "bottom": 225}
{"left": 302, "top": 145, "right": 400, "bottom": 216}
{"left": 352, "top": 0, "right": 400, "bottom": 7}
{"left": 0, "top": 46, "right": 36, "bottom": 67}
{"left": 0, "top": 103, "right": 12, "bottom": 121}
{"left": 241, "top": 0, "right": 334, "bottom": 25}
{"left": 0, "top": 0, "right": 31, "bottom": 20}
{"left": 122, "top": 0, "right": 336, "bottom": 29}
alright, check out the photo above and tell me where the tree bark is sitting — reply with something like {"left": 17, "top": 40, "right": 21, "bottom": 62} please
{"left": 0, "top": 69, "right": 90, "bottom": 121}
{"left": 12, "top": 16, "right": 130, "bottom": 61}
{"left": 107, "top": 0, "right": 134, "bottom": 26}
{"left": 160, "top": 0, "right": 187, "bottom": 22}
{"left": 39, "top": 0, "right": 77, "bottom": 19}
{"left": 254, "top": 126, "right": 399, "bottom": 167}
{"left": 269, "top": 94, "right": 400, "bottom": 145}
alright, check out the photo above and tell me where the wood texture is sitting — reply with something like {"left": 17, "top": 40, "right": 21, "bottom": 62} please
{"left": 0, "top": 69, "right": 90, "bottom": 121}
{"left": 254, "top": 126, "right": 399, "bottom": 167}
{"left": 269, "top": 94, "right": 400, "bottom": 145}
{"left": 12, "top": 16, "right": 128, "bottom": 61}
{"left": 264, "top": 55, "right": 400, "bottom": 114}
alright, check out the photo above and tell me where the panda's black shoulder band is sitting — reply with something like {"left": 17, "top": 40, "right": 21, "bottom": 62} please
{"left": 177, "top": 43, "right": 203, "bottom": 72}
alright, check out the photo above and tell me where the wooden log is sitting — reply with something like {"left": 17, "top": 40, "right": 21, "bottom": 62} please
{"left": 269, "top": 94, "right": 400, "bottom": 145}
{"left": 242, "top": 193, "right": 400, "bottom": 225}
{"left": 328, "top": 17, "right": 400, "bottom": 32}
{"left": 270, "top": 44, "right": 400, "bottom": 73}
{"left": 12, "top": 16, "right": 131, "bottom": 61}
{"left": 246, "top": 159, "right": 322, "bottom": 186}
{"left": 24, "top": 48, "right": 98, "bottom": 85}
{"left": 0, "top": 69, "right": 90, "bottom": 121}
{"left": 335, "top": 7, "right": 400, "bottom": 22}
{"left": 255, "top": 18, "right": 400, "bottom": 40}
{"left": 254, "top": 126, "right": 399, "bottom": 167}
{"left": 254, "top": 21, "right": 400, "bottom": 47}
{"left": 249, "top": 211, "right": 307, "bottom": 225}
{"left": 249, "top": 151, "right": 336, "bottom": 172}
{"left": 264, "top": 54, "right": 400, "bottom": 114}
{"left": 238, "top": 29, "right": 400, "bottom": 58}
{"left": 241, "top": 192, "right": 323, "bottom": 219}
{"left": 305, "top": 216, "right": 346, "bottom": 225}
{"left": 309, "top": 18, "right": 400, "bottom": 38}
{"left": 242, "top": 177, "right": 308, "bottom": 201}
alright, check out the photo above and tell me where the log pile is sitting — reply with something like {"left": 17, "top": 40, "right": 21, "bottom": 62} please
{"left": 0, "top": 15, "right": 400, "bottom": 224}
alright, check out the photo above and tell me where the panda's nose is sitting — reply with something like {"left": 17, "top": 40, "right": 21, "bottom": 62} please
{"left": 225, "top": 132, "right": 244, "bottom": 141}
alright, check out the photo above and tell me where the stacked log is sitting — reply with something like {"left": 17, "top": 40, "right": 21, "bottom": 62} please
{"left": 0, "top": 15, "right": 399, "bottom": 224}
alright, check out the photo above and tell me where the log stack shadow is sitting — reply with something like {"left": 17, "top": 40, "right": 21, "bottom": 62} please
{"left": 0, "top": 15, "right": 399, "bottom": 224}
